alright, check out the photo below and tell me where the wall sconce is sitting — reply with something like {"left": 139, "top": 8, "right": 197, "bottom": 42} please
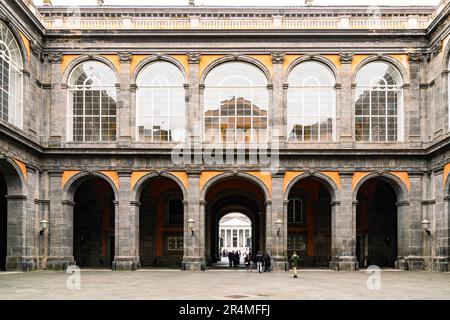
{"left": 275, "top": 219, "right": 283, "bottom": 237}
{"left": 421, "top": 218, "right": 431, "bottom": 235}
{"left": 39, "top": 218, "right": 49, "bottom": 235}
{"left": 187, "top": 218, "right": 195, "bottom": 236}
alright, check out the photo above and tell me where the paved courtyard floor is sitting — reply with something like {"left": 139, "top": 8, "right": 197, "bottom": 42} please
{"left": 0, "top": 269, "right": 449, "bottom": 300}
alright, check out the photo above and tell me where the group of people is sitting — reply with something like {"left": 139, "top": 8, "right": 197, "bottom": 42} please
{"left": 223, "top": 249, "right": 301, "bottom": 278}
{"left": 226, "top": 250, "right": 271, "bottom": 273}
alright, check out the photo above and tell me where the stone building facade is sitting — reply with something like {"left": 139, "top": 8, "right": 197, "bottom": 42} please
{"left": 0, "top": 0, "right": 450, "bottom": 272}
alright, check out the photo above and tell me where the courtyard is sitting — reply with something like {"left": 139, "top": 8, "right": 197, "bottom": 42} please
{"left": 0, "top": 269, "right": 449, "bottom": 300}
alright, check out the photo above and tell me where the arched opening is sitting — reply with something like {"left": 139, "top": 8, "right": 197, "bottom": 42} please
{"left": 139, "top": 176, "right": 184, "bottom": 268}
{"left": 218, "top": 212, "right": 252, "bottom": 267}
{"left": 356, "top": 178, "right": 398, "bottom": 268}
{"left": 205, "top": 177, "right": 266, "bottom": 267}
{"left": 287, "top": 178, "right": 332, "bottom": 268}
{"left": 0, "top": 172, "right": 6, "bottom": 270}
{"left": 73, "top": 177, "right": 115, "bottom": 268}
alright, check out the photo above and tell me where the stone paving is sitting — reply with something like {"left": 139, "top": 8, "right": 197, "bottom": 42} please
{"left": 0, "top": 269, "right": 449, "bottom": 300}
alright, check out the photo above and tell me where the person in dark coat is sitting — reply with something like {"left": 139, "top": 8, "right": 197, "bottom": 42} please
{"left": 228, "top": 251, "right": 234, "bottom": 267}
{"left": 255, "top": 251, "right": 264, "bottom": 273}
{"left": 234, "top": 251, "right": 240, "bottom": 267}
{"left": 264, "top": 253, "right": 271, "bottom": 272}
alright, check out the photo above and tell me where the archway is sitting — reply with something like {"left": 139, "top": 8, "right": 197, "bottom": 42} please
{"left": 73, "top": 177, "right": 115, "bottom": 268}
{"left": 205, "top": 176, "right": 266, "bottom": 266}
{"left": 139, "top": 176, "right": 184, "bottom": 268}
{"left": 356, "top": 178, "right": 398, "bottom": 268}
{"left": 218, "top": 213, "right": 252, "bottom": 267}
{"left": 0, "top": 172, "right": 6, "bottom": 270}
{"left": 287, "top": 178, "right": 332, "bottom": 267}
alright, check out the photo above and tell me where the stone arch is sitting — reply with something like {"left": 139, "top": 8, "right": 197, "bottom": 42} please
{"left": 0, "top": 157, "right": 27, "bottom": 271}
{"left": 201, "top": 171, "right": 271, "bottom": 202}
{"left": 200, "top": 55, "right": 272, "bottom": 85}
{"left": 0, "top": 158, "right": 26, "bottom": 196}
{"left": 353, "top": 172, "right": 408, "bottom": 203}
{"left": 0, "top": 16, "right": 28, "bottom": 67}
{"left": 352, "top": 55, "right": 408, "bottom": 86}
{"left": 63, "top": 171, "right": 119, "bottom": 203}
{"left": 131, "top": 55, "right": 188, "bottom": 85}
{"left": 284, "top": 172, "right": 339, "bottom": 203}
{"left": 132, "top": 171, "right": 187, "bottom": 202}
{"left": 284, "top": 55, "right": 340, "bottom": 84}
{"left": 62, "top": 55, "right": 120, "bottom": 86}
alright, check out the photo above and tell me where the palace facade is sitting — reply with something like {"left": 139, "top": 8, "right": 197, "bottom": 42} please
{"left": 0, "top": 0, "right": 450, "bottom": 272}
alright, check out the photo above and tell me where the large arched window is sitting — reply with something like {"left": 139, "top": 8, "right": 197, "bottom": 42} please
{"left": 68, "top": 61, "right": 117, "bottom": 142}
{"left": 287, "top": 61, "right": 335, "bottom": 142}
{"left": 355, "top": 62, "right": 403, "bottom": 142}
{"left": 136, "top": 61, "right": 185, "bottom": 142}
{"left": 0, "top": 21, "right": 23, "bottom": 128}
{"left": 204, "top": 62, "right": 268, "bottom": 143}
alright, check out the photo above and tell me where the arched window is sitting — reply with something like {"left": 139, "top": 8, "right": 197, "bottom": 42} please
{"left": 204, "top": 62, "right": 268, "bottom": 143}
{"left": 0, "top": 21, "right": 23, "bottom": 128}
{"left": 68, "top": 61, "right": 117, "bottom": 142}
{"left": 287, "top": 61, "right": 335, "bottom": 142}
{"left": 136, "top": 61, "right": 185, "bottom": 142}
{"left": 355, "top": 62, "right": 403, "bottom": 142}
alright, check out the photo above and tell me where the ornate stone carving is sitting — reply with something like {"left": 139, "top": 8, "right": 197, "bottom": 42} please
{"left": 118, "top": 52, "right": 132, "bottom": 62}
{"left": 187, "top": 52, "right": 201, "bottom": 64}
{"left": 430, "top": 41, "right": 442, "bottom": 55}
{"left": 47, "top": 52, "right": 63, "bottom": 63}
{"left": 339, "top": 52, "right": 354, "bottom": 64}
{"left": 408, "top": 51, "right": 422, "bottom": 63}
{"left": 271, "top": 52, "right": 285, "bottom": 64}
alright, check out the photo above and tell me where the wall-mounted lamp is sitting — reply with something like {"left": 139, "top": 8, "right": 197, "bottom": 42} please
{"left": 421, "top": 218, "right": 431, "bottom": 235}
{"left": 39, "top": 218, "right": 49, "bottom": 235}
{"left": 187, "top": 218, "right": 195, "bottom": 236}
{"left": 275, "top": 219, "right": 283, "bottom": 237}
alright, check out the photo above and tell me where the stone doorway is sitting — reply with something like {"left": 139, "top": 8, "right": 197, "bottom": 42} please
{"left": 287, "top": 178, "right": 332, "bottom": 268}
{"left": 0, "top": 172, "right": 6, "bottom": 271}
{"left": 356, "top": 179, "right": 398, "bottom": 268}
{"left": 73, "top": 177, "right": 115, "bottom": 268}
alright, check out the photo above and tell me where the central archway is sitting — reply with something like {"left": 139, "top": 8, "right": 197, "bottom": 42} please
{"left": 138, "top": 176, "right": 185, "bottom": 268}
{"left": 356, "top": 178, "right": 398, "bottom": 268}
{"left": 204, "top": 176, "right": 267, "bottom": 266}
{"left": 287, "top": 177, "right": 332, "bottom": 268}
{"left": 73, "top": 177, "right": 115, "bottom": 268}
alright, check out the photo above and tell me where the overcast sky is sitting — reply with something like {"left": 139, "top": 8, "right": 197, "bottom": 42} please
{"left": 32, "top": 0, "right": 441, "bottom": 6}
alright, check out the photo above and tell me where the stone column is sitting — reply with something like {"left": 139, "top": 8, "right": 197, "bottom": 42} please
{"left": 47, "top": 171, "right": 74, "bottom": 270}
{"left": 339, "top": 53, "right": 354, "bottom": 145}
{"left": 5, "top": 194, "right": 27, "bottom": 271}
{"left": 38, "top": 170, "right": 50, "bottom": 270}
{"left": 182, "top": 171, "right": 205, "bottom": 270}
{"left": 330, "top": 172, "right": 357, "bottom": 271}
{"left": 187, "top": 53, "right": 201, "bottom": 144}
{"left": 271, "top": 52, "right": 285, "bottom": 145}
{"left": 432, "top": 168, "right": 448, "bottom": 271}
{"left": 271, "top": 172, "right": 286, "bottom": 271}
{"left": 118, "top": 52, "right": 132, "bottom": 146}
{"left": 24, "top": 165, "right": 39, "bottom": 271}
{"left": 47, "top": 53, "right": 64, "bottom": 146}
{"left": 113, "top": 171, "right": 139, "bottom": 270}
{"left": 400, "top": 172, "right": 424, "bottom": 270}
{"left": 408, "top": 51, "right": 422, "bottom": 143}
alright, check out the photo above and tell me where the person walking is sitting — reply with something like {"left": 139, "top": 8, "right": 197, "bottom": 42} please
{"left": 244, "top": 254, "right": 252, "bottom": 272}
{"left": 228, "top": 251, "right": 234, "bottom": 267}
{"left": 291, "top": 251, "right": 300, "bottom": 278}
{"left": 256, "top": 251, "right": 264, "bottom": 273}
{"left": 264, "top": 253, "right": 271, "bottom": 272}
